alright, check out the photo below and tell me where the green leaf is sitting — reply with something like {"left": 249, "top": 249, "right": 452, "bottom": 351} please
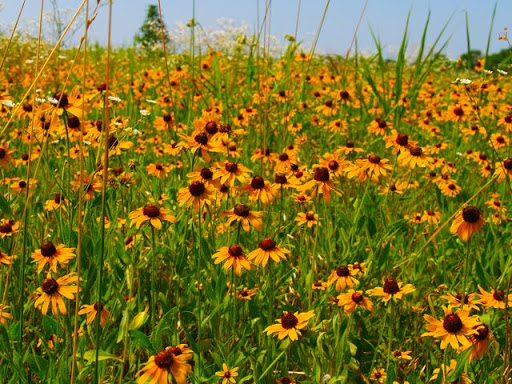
{"left": 82, "top": 350, "right": 122, "bottom": 363}
{"left": 129, "top": 330, "right": 153, "bottom": 350}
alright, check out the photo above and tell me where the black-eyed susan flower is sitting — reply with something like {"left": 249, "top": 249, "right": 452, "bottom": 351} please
{"left": 468, "top": 323, "right": 490, "bottom": 362}
{"left": 136, "top": 345, "right": 193, "bottom": 384}
{"left": 327, "top": 265, "right": 359, "bottom": 291}
{"left": 146, "top": 163, "right": 171, "bottom": 178}
{"left": 370, "top": 367, "right": 386, "bottom": 383}
{"left": 78, "top": 302, "right": 110, "bottom": 328}
{"left": 297, "top": 167, "right": 341, "bottom": 203}
{"left": 0, "top": 142, "right": 15, "bottom": 169}
{"left": 213, "top": 161, "right": 252, "bottom": 186}
{"left": 476, "top": 285, "right": 512, "bottom": 309}
{"left": 440, "top": 292, "right": 479, "bottom": 311}
{"left": 129, "top": 204, "right": 176, "bottom": 229}
{"left": 237, "top": 287, "right": 257, "bottom": 300}
{"left": 392, "top": 350, "right": 412, "bottom": 360}
{"left": 247, "top": 238, "right": 290, "bottom": 267}
{"left": 398, "top": 146, "right": 432, "bottom": 169}
{"left": 449, "top": 206, "right": 485, "bottom": 241}
{"left": 367, "top": 278, "right": 415, "bottom": 303}
{"left": 241, "top": 176, "right": 278, "bottom": 204}
{"left": 44, "top": 193, "right": 67, "bottom": 212}
{"left": 494, "top": 158, "right": 512, "bottom": 182}
{"left": 221, "top": 203, "right": 263, "bottom": 232}
{"left": 312, "top": 280, "right": 327, "bottom": 291}
{"left": 34, "top": 273, "right": 79, "bottom": 315}
{"left": 31, "top": 242, "right": 76, "bottom": 273}
{"left": 263, "top": 310, "right": 315, "bottom": 341}
{"left": 215, "top": 363, "right": 238, "bottom": 384}
{"left": 336, "top": 289, "right": 373, "bottom": 313}
{"left": 177, "top": 181, "right": 214, "bottom": 212}
{"left": 422, "top": 306, "right": 481, "bottom": 350}
{"left": 295, "top": 211, "right": 319, "bottom": 228}
{"left": 0, "top": 219, "right": 20, "bottom": 238}
{"left": 212, "top": 244, "right": 251, "bottom": 276}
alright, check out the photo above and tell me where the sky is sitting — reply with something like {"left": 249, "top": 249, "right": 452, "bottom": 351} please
{"left": 1, "top": 0, "right": 511, "bottom": 59}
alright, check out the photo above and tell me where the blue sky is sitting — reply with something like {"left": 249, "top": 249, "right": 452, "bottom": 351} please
{"left": 2, "top": 0, "right": 511, "bottom": 58}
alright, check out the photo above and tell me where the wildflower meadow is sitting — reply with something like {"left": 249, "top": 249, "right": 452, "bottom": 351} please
{"left": 0, "top": 1, "right": 511, "bottom": 383}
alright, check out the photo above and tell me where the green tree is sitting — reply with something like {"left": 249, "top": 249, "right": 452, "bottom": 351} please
{"left": 134, "top": 4, "right": 170, "bottom": 50}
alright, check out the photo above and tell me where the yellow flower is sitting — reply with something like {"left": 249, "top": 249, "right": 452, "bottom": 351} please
{"left": 212, "top": 245, "right": 251, "bottom": 276}
{"left": 247, "top": 238, "right": 290, "bottom": 267}
{"left": 129, "top": 204, "right": 176, "bottom": 229}
{"left": 215, "top": 363, "right": 239, "bottom": 384}
{"left": 33, "top": 273, "right": 79, "bottom": 315}
{"left": 367, "top": 278, "right": 415, "bottom": 303}
{"left": 263, "top": 310, "right": 315, "bottom": 341}
{"left": 31, "top": 242, "right": 76, "bottom": 274}
{"left": 422, "top": 306, "right": 481, "bottom": 350}
{"left": 336, "top": 289, "right": 373, "bottom": 313}
{"left": 137, "top": 345, "right": 193, "bottom": 384}
{"left": 78, "top": 302, "right": 110, "bottom": 328}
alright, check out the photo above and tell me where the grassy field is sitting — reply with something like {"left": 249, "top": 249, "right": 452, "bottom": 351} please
{"left": 0, "top": 2, "right": 511, "bottom": 383}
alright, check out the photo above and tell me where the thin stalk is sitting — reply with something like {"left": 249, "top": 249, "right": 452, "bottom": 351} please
{"left": 94, "top": 1, "right": 113, "bottom": 382}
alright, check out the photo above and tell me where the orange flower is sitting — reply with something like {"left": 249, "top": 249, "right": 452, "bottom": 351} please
{"left": 129, "top": 204, "right": 176, "bottom": 229}
{"left": 450, "top": 206, "right": 485, "bottom": 241}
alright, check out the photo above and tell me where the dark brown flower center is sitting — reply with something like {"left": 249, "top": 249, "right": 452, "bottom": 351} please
{"left": 314, "top": 167, "right": 330, "bottom": 182}
{"left": 351, "top": 292, "right": 364, "bottom": 304}
{"left": 225, "top": 162, "right": 238, "bottom": 173}
{"left": 368, "top": 155, "right": 381, "bottom": 164}
{"left": 275, "top": 174, "right": 287, "bottom": 184}
{"left": 453, "top": 107, "right": 464, "bottom": 116}
{"left": 462, "top": 206, "right": 480, "bottom": 223}
{"left": 493, "top": 290, "right": 506, "bottom": 301}
{"left": 42, "top": 278, "right": 59, "bottom": 294}
{"left": 454, "top": 293, "right": 469, "bottom": 304}
{"left": 328, "top": 160, "right": 339, "bottom": 171}
{"left": 41, "top": 242, "right": 57, "bottom": 257}
{"left": 396, "top": 133, "right": 409, "bottom": 146}
{"left": 163, "top": 113, "right": 172, "bottom": 122}
{"left": 259, "top": 238, "right": 276, "bottom": 251}
{"left": 410, "top": 146, "right": 423, "bottom": 156}
{"left": 443, "top": 313, "right": 463, "bottom": 333}
{"left": 305, "top": 212, "right": 315, "bottom": 221}
{"left": 340, "top": 90, "right": 350, "bottom": 100}
{"left": 143, "top": 204, "right": 161, "bottom": 218}
{"left": 19, "top": 181, "right": 26, "bottom": 188}
{"left": 155, "top": 164, "right": 164, "bottom": 171}
{"left": 325, "top": 100, "right": 333, "bottom": 108}
{"left": 383, "top": 279, "right": 400, "bottom": 294}
{"left": 188, "top": 181, "right": 206, "bottom": 197}
{"left": 67, "top": 115, "right": 80, "bottom": 129}
{"left": 336, "top": 266, "right": 350, "bottom": 277}
{"left": 0, "top": 223, "right": 12, "bottom": 233}
{"left": 279, "top": 153, "right": 289, "bottom": 161}
{"left": 194, "top": 132, "right": 208, "bottom": 145}
{"left": 251, "top": 176, "right": 265, "bottom": 189}
{"left": 199, "top": 168, "right": 213, "bottom": 180}
{"left": 497, "top": 136, "right": 505, "bottom": 144}
{"left": 280, "top": 312, "right": 299, "bottom": 329}
{"left": 233, "top": 203, "right": 250, "bottom": 217}
{"left": 376, "top": 119, "right": 387, "bottom": 129}
{"left": 108, "top": 135, "right": 119, "bottom": 149}
{"left": 0, "top": 149, "right": 5, "bottom": 159}
{"left": 474, "top": 324, "right": 489, "bottom": 341}
{"left": 54, "top": 194, "right": 61, "bottom": 204}
{"left": 23, "top": 103, "right": 33, "bottom": 112}
{"left": 94, "top": 302, "right": 104, "bottom": 311}
{"left": 228, "top": 244, "right": 243, "bottom": 257}
{"left": 345, "top": 140, "right": 355, "bottom": 148}
{"left": 504, "top": 158, "right": 512, "bottom": 170}
{"left": 154, "top": 350, "right": 174, "bottom": 369}
{"left": 97, "top": 83, "right": 107, "bottom": 92}
{"left": 53, "top": 92, "right": 69, "bottom": 108}
{"left": 393, "top": 350, "right": 402, "bottom": 357}
{"left": 224, "top": 371, "right": 232, "bottom": 378}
